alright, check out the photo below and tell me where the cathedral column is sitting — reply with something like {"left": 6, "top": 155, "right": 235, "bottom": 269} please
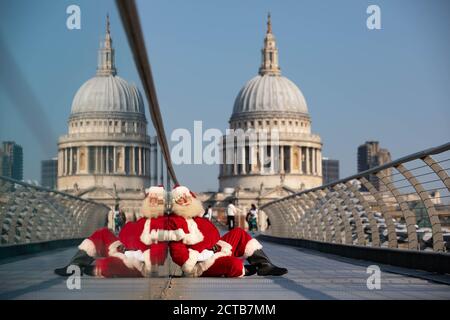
{"left": 280, "top": 145, "right": 285, "bottom": 173}
{"left": 94, "top": 147, "right": 98, "bottom": 173}
{"left": 138, "top": 147, "right": 142, "bottom": 175}
{"left": 312, "top": 148, "right": 316, "bottom": 175}
{"left": 241, "top": 145, "right": 246, "bottom": 174}
{"left": 142, "top": 147, "right": 145, "bottom": 176}
{"left": 86, "top": 146, "right": 91, "bottom": 174}
{"left": 270, "top": 145, "right": 275, "bottom": 174}
{"left": 97, "top": 146, "right": 103, "bottom": 173}
{"left": 69, "top": 148, "right": 73, "bottom": 175}
{"left": 233, "top": 147, "right": 238, "bottom": 175}
{"left": 306, "top": 147, "right": 310, "bottom": 175}
{"left": 66, "top": 148, "right": 70, "bottom": 175}
{"left": 76, "top": 147, "right": 80, "bottom": 173}
{"left": 121, "top": 146, "right": 126, "bottom": 174}
{"left": 259, "top": 144, "right": 265, "bottom": 174}
{"left": 102, "top": 147, "right": 106, "bottom": 173}
{"left": 249, "top": 145, "right": 257, "bottom": 174}
{"left": 298, "top": 146, "right": 303, "bottom": 174}
{"left": 67, "top": 148, "right": 70, "bottom": 175}
{"left": 100, "top": 147, "right": 104, "bottom": 173}
{"left": 61, "top": 149, "right": 64, "bottom": 176}
{"left": 290, "top": 145, "right": 295, "bottom": 173}
{"left": 106, "top": 146, "right": 110, "bottom": 173}
{"left": 113, "top": 146, "right": 116, "bottom": 173}
{"left": 100, "top": 146, "right": 103, "bottom": 173}
{"left": 65, "top": 149, "right": 69, "bottom": 175}
{"left": 130, "top": 146, "right": 135, "bottom": 175}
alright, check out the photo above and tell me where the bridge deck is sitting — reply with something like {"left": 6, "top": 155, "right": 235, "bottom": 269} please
{"left": 0, "top": 240, "right": 449, "bottom": 300}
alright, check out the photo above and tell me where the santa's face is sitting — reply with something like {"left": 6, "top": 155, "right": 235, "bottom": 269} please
{"left": 141, "top": 187, "right": 166, "bottom": 218}
{"left": 148, "top": 192, "right": 165, "bottom": 206}
{"left": 171, "top": 187, "right": 204, "bottom": 218}
{"left": 174, "top": 192, "right": 193, "bottom": 206}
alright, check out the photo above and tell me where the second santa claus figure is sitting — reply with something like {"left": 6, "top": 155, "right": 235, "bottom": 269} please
{"left": 168, "top": 185, "right": 288, "bottom": 278}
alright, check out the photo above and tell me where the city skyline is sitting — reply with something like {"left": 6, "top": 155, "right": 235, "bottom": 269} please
{"left": 1, "top": 0, "right": 449, "bottom": 191}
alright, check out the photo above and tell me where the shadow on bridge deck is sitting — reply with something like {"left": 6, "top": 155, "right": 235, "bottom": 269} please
{"left": 0, "top": 240, "right": 449, "bottom": 300}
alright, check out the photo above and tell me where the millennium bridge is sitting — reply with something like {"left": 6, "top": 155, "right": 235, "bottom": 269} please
{"left": 0, "top": 0, "right": 449, "bottom": 300}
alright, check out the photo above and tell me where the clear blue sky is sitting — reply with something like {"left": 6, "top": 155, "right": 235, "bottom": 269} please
{"left": 0, "top": 0, "right": 449, "bottom": 191}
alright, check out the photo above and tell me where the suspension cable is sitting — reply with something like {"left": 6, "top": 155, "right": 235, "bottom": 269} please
{"left": 116, "top": 0, "right": 178, "bottom": 185}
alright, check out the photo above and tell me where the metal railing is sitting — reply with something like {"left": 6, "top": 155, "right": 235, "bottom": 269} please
{"left": 0, "top": 176, "right": 109, "bottom": 246}
{"left": 261, "top": 143, "right": 450, "bottom": 252}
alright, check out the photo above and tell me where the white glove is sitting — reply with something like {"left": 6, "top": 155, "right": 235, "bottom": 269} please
{"left": 197, "top": 249, "right": 214, "bottom": 262}
{"left": 124, "top": 250, "right": 145, "bottom": 262}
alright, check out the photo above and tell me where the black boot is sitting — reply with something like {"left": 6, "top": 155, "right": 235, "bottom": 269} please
{"left": 82, "top": 265, "right": 96, "bottom": 276}
{"left": 244, "top": 265, "right": 257, "bottom": 276}
{"left": 54, "top": 250, "right": 94, "bottom": 277}
{"left": 247, "top": 249, "right": 288, "bottom": 276}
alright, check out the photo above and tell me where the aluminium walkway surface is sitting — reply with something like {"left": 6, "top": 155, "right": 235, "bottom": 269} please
{"left": 0, "top": 240, "right": 449, "bottom": 300}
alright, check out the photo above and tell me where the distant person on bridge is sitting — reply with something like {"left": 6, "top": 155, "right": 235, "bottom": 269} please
{"left": 115, "top": 207, "right": 127, "bottom": 234}
{"left": 246, "top": 204, "right": 259, "bottom": 233}
{"left": 168, "top": 185, "right": 288, "bottom": 277}
{"left": 203, "top": 205, "right": 213, "bottom": 221}
{"left": 226, "top": 200, "right": 239, "bottom": 230}
{"left": 54, "top": 186, "right": 184, "bottom": 278}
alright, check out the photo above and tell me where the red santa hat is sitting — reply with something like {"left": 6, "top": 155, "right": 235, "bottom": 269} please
{"left": 141, "top": 186, "right": 166, "bottom": 218}
{"left": 171, "top": 185, "right": 204, "bottom": 218}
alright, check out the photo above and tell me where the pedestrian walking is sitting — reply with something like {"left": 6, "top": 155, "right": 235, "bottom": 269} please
{"left": 226, "top": 200, "right": 238, "bottom": 230}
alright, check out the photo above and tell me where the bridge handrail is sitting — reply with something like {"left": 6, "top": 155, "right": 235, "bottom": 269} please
{"left": 0, "top": 176, "right": 109, "bottom": 246}
{"left": 260, "top": 142, "right": 450, "bottom": 253}
{"left": 0, "top": 175, "right": 108, "bottom": 206}
{"left": 262, "top": 142, "right": 450, "bottom": 207}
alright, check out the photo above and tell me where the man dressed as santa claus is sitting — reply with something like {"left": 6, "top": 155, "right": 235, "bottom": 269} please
{"left": 168, "top": 185, "right": 288, "bottom": 278}
{"left": 54, "top": 186, "right": 184, "bottom": 278}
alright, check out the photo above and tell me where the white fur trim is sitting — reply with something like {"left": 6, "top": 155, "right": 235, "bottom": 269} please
{"left": 78, "top": 238, "right": 97, "bottom": 257}
{"left": 191, "top": 250, "right": 231, "bottom": 277}
{"left": 216, "top": 240, "right": 233, "bottom": 255}
{"left": 142, "top": 249, "right": 152, "bottom": 276}
{"left": 108, "top": 240, "right": 123, "bottom": 257}
{"left": 239, "top": 265, "right": 246, "bottom": 278}
{"left": 140, "top": 219, "right": 153, "bottom": 245}
{"left": 182, "top": 249, "right": 199, "bottom": 274}
{"left": 182, "top": 218, "right": 204, "bottom": 245}
{"left": 161, "top": 228, "right": 186, "bottom": 242}
{"left": 109, "top": 250, "right": 145, "bottom": 274}
{"left": 107, "top": 240, "right": 144, "bottom": 273}
{"left": 244, "top": 238, "right": 263, "bottom": 258}
{"left": 93, "top": 266, "right": 104, "bottom": 278}
{"left": 141, "top": 219, "right": 186, "bottom": 244}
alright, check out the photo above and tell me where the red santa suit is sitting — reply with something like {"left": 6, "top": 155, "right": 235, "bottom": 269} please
{"left": 168, "top": 186, "right": 263, "bottom": 278}
{"left": 77, "top": 186, "right": 184, "bottom": 278}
